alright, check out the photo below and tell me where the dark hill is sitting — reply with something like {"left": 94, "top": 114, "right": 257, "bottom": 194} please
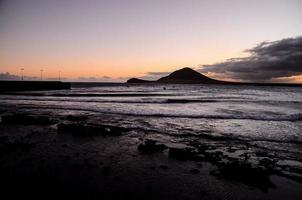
{"left": 126, "top": 67, "right": 221, "bottom": 84}
{"left": 157, "top": 67, "right": 219, "bottom": 84}
{"left": 126, "top": 67, "right": 302, "bottom": 86}
{"left": 126, "top": 78, "right": 151, "bottom": 84}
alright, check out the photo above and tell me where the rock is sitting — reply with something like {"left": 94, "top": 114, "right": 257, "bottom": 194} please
{"left": 137, "top": 139, "right": 167, "bottom": 153}
{"left": 0, "top": 140, "right": 36, "bottom": 154}
{"left": 159, "top": 165, "right": 168, "bottom": 170}
{"left": 212, "top": 160, "right": 275, "bottom": 191}
{"left": 190, "top": 169, "right": 200, "bottom": 174}
{"left": 65, "top": 115, "right": 88, "bottom": 121}
{"left": 259, "top": 158, "right": 277, "bottom": 169}
{"left": 103, "top": 166, "right": 111, "bottom": 174}
{"left": 227, "top": 147, "right": 237, "bottom": 153}
{"left": 57, "top": 123, "right": 125, "bottom": 136}
{"left": 204, "top": 151, "right": 223, "bottom": 163}
{"left": 189, "top": 142, "right": 209, "bottom": 153}
{"left": 1, "top": 113, "right": 56, "bottom": 125}
{"left": 0, "top": 136, "right": 8, "bottom": 142}
{"left": 168, "top": 147, "right": 200, "bottom": 161}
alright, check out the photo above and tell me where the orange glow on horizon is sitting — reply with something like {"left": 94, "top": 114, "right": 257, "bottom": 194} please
{"left": 0, "top": 49, "right": 247, "bottom": 80}
{"left": 273, "top": 75, "right": 302, "bottom": 83}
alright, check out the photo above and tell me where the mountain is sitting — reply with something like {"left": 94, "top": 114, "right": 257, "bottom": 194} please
{"left": 126, "top": 67, "right": 302, "bottom": 86}
{"left": 157, "top": 67, "right": 219, "bottom": 84}
{"left": 126, "top": 67, "right": 221, "bottom": 84}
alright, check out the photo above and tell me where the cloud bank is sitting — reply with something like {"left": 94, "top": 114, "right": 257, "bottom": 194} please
{"left": 199, "top": 36, "right": 302, "bottom": 82}
{"left": 0, "top": 72, "right": 127, "bottom": 82}
{"left": 0, "top": 72, "right": 39, "bottom": 80}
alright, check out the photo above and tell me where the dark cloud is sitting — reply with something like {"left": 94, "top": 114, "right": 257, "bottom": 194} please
{"left": 199, "top": 36, "right": 302, "bottom": 82}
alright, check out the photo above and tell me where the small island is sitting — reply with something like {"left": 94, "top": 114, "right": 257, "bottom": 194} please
{"left": 127, "top": 67, "right": 302, "bottom": 87}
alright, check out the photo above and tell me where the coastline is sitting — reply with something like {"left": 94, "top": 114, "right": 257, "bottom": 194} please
{"left": 1, "top": 107, "right": 302, "bottom": 200}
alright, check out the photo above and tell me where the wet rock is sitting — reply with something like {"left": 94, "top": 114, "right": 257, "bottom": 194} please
{"left": 103, "top": 166, "right": 111, "bottom": 174}
{"left": 196, "top": 163, "right": 202, "bottom": 168}
{"left": 137, "top": 139, "right": 167, "bottom": 153}
{"left": 239, "top": 152, "right": 250, "bottom": 160}
{"left": 70, "top": 160, "right": 98, "bottom": 170}
{"left": 227, "top": 147, "right": 237, "bottom": 153}
{"left": 259, "top": 158, "right": 277, "bottom": 169}
{"left": 212, "top": 160, "right": 275, "bottom": 191}
{"left": 190, "top": 169, "right": 200, "bottom": 174}
{"left": 145, "top": 185, "right": 153, "bottom": 194}
{"left": 1, "top": 113, "right": 56, "bottom": 125}
{"left": 159, "top": 165, "right": 168, "bottom": 170}
{"left": 168, "top": 147, "right": 200, "bottom": 161}
{"left": 288, "top": 167, "right": 302, "bottom": 175}
{"left": 0, "top": 136, "right": 8, "bottom": 142}
{"left": 57, "top": 123, "right": 125, "bottom": 136}
{"left": 204, "top": 151, "right": 223, "bottom": 163}
{"left": 65, "top": 115, "right": 89, "bottom": 121}
{"left": 0, "top": 140, "right": 36, "bottom": 154}
{"left": 189, "top": 142, "right": 209, "bottom": 153}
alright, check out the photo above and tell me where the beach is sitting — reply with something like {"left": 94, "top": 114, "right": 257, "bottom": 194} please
{"left": 0, "top": 84, "right": 302, "bottom": 199}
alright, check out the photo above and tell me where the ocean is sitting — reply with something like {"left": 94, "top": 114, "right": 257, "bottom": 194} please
{"left": 1, "top": 84, "right": 302, "bottom": 163}
{"left": 1, "top": 83, "right": 302, "bottom": 198}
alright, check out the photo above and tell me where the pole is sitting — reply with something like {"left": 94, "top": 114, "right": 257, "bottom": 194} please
{"left": 20, "top": 68, "right": 24, "bottom": 81}
{"left": 40, "top": 69, "right": 43, "bottom": 81}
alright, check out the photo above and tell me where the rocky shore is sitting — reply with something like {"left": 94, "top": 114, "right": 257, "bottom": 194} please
{"left": 0, "top": 109, "right": 302, "bottom": 200}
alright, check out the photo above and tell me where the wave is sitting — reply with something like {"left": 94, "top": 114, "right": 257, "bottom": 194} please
{"left": 0, "top": 97, "right": 221, "bottom": 104}
{"left": 1, "top": 92, "right": 173, "bottom": 97}
{"left": 6, "top": 104, "right": 302, "bottom": 122}
{"left": 1, "top": 97, "right": 300, "bottom": 105}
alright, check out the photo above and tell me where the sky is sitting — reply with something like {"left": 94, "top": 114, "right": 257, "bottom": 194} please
{"left": 0, "top": 0, "right": 301, "bottom": 82}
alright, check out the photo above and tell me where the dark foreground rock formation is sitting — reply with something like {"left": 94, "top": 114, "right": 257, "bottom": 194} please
{"left": 1, "top": 110, "right": 302, "bottom": 200}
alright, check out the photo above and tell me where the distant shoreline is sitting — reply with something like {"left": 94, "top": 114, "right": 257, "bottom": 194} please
{"left": 0, "top": 80, "right": 71, "bottom": 92}
{"left": 72, "top": 81, "right": 302, "bottom": 88}
{"left": 0, "top": 80, "right": 301, "bottom": 93}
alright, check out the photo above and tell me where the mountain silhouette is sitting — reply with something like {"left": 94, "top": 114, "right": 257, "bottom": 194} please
{"left": 127, "top": 78, "right": 151, "bottom": 83}
{"left": 126, "top": 67, "right": 221, "bottom": 84}
{"left": 157, "top": 67, "right": 219, "bottom": 84}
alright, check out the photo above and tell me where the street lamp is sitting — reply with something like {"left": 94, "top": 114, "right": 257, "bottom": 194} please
{"left": 40, "top": 69, "right": 44, "bottom": 81}
{"left": 20, "top": 68, "right": 24, "bottom": 81}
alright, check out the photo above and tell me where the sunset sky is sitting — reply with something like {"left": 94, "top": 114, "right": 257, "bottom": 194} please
{"left": 0, "top": 0, "right": 301, "bottom": 82}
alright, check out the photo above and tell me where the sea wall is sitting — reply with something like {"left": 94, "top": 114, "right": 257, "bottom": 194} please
{"left": 0, "top": 81, "right": 71, "bottom": 92}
